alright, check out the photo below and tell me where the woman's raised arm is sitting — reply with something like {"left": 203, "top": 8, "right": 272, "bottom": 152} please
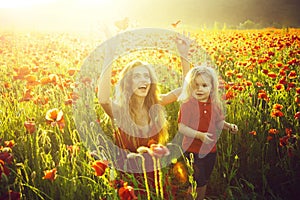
{"left": 97, "top": 41, "right": 116, "bottom": 119}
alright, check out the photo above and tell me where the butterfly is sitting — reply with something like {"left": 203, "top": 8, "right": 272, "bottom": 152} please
{"left": 171, "top": 20, "right": 181, "bottom": 28}
{"left": 114, "top": 17, "right": 129, "bottom": 31}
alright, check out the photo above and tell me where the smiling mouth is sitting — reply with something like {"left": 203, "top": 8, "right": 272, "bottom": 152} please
{"left": 138, "top": 85, "right": 148, "bottom": 90}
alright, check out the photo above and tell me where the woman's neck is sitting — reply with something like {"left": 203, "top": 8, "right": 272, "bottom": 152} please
{"left": 132, "top": 94, "right": 146, "bottom": 110}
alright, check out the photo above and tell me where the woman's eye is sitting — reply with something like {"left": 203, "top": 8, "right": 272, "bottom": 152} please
{"left": 133, "top": 74, "right": 140, "bottom": 79}
{"left": 144, "top": 74, "right": 150, "bottom": 79}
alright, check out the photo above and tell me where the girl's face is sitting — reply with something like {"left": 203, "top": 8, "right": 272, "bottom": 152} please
{"left": 131, "top": 66, "right": 151, "bottom": 97}
{"left": 191, "top": 74, "right": 212, "bottom": 102}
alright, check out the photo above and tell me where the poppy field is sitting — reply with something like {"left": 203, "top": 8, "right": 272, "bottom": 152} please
{"left": 0, "top": 27, "right": 300, "bottom": 200}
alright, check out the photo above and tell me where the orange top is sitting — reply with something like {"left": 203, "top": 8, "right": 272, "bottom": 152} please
{"left": 114, "top": 125, "right": 159, "bottom": 152}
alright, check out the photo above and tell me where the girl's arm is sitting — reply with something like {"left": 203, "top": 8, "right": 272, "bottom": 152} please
{"left": 160, "top": 87, "right": 182, "bottom": 106}
{"left": 178, "top": 123, "right": 214, "bottom": 144}
{"left": 176, "top": 33, "right": 191, "bottom": 78}
{"left": 160, "top": 34, "right": 191, "bottom": 105}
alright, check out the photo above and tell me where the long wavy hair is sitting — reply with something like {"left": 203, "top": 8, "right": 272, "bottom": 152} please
{"left": 113, "top": 60, "right": 169, "bottom": 144}
{"left": 178, "top": 65, "right": 223, "bottom": 109}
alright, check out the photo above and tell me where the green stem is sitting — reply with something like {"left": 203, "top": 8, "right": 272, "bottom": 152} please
{"left": 152, "top": 156, "right": 159, "bottom": 198}
{"left": 141, "top": 156, "right": 151, "bottom": 200}
{"left": 157, "top": 159, "right": 164, "bottom": 199}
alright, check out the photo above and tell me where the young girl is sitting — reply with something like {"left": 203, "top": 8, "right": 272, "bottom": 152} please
{"left": 177, "top": 65, "right": 238, "bottom": 200}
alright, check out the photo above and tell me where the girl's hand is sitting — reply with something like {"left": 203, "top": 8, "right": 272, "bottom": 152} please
{"left": 175, "top": 31, "right": 191, "bottom": 57}
{"left": 229, "top": 124, "right": 238, "bottom": 133}
{"left": 197, "top": 132, "right": 214, "bottom": 144}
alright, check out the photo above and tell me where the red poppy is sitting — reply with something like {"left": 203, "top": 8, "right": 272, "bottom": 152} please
{"left": 296, "top": 88, "right": 300, "bottom": 95}
{"left": 4, "top": 140, "right": 15, "bottom": 148}
{"left": 42, "top": 168, "right": 57, "bottom": 181}
{"left": 287, "top": 82, "right": 296, "bottom": 90}
{"left": 3, "top": 82, "right": 11, "bottom": 89}
{"left": 19, "top": 89, "right": 34, "bottom": 102}
{"left": 244, "top": 80, "right": 252, "bottom": 86}
{"left": 40, "top": 77, "right": 52, "bottom": 85}
{"left": 267, "top": 72, "right": 277, "bottom": 79}
{"left": 256, "top": 82, "right": 264, "bottom": 87}
{"left": 81, "top": 77, "right": 92, "bottom": 85}
{"left": 0, "top": 160, "right": 10, "bottom": 180}
{"left": 45, "top": 108, "right": 65, "bottom": 130}
{"left": 64, "top": 99, "right": 73, "bottom": 105}
{"left": 273, "top": 104, "right": 283, "bottom": 110}
{"left": 149, "top": 143, "right": 170, "bottom": 158}
{"left": 295, "top": 96, "right": 300, "bottom": 105}
{"left": 223, "top": 90, "right": 235, "bottom": 100}
{"left": 91, "top": 160, "right": 109, "bottom": 176}
{"left": 25, "top": 74, "right": 38, "bottom": 83}
{"left": 258, "top": 58, "right": 267, "bottom": 64}
{"left": 285, "top": 128, "right": 292, "bottom": 136}
{"left": 249, "top": 131, "right": 257, "bottom": 136}
{"left": 24, "top": 120, "right": 36, "bottom": 134}
{"left": 274, "top": 84, "right": 284, "bottom": 90}
{"left": 288, "top": 70, "right": 297, "bottom": 79}
{"left": 278, "top": 77, "right": 287, "bottom": 85}
{"left": 287, "top": 58, "right": 297, "bottom": 65}
{"left": 34, "top": 96, "right": 49, "bottom": 105}
{"left": 271, "top": 110, "right": 284, "bottom": 118}
{"left": 279, "top": 69, "right": 286, "bottom": 76}
{"left": 258, "top": 91, "right": 269, "bottom": 101}
{"left": 0, "top": 151, "right": 13, "bottom": 164}
{"left": 268, "top": 51, "right": 275, "bottom": 56}
{"left": 267, "top": 136, "right": 273, "bottom": 141}
{"left": 276, "top": 62, "right": 283, "bottom": 67}
{"left": 261, "top": 69, "right": 268, "bottom": 74}
{"left": 67, "top": 68, "right": 78, "bottom": 76}
{"left": 225, "top": 70, "right": 234, "bottom": 77}
{"left": 69, "top": 92, "right": 79, "bottom": 101}
{"left": 268, "top": 129, "right": 279, "bottom": 135}
{"left": 294, "top": 112, "right": 300, "bottom": 120}
{"left": 118, "top": 182, "right": 138, "bottom": 200}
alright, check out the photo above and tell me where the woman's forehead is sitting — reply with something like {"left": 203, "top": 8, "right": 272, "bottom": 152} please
{"left": 132, "top": 66, "right": 149, "bottom": 74}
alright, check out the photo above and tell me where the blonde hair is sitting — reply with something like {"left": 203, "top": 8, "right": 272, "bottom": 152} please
{"left": 178, "top": 65, "right": 222, "bottom": 108}
{"left": 113, "top": 60, "right": 169, "bottom": 144}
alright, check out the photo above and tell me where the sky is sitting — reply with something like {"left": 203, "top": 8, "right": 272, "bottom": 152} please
{"left": 0, "top": 0, "right": 299, "bottom": 33}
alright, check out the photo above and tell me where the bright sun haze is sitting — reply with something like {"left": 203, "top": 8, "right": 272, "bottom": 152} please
{"left": 0, "top": 0, "right": 55, "bottom": 8}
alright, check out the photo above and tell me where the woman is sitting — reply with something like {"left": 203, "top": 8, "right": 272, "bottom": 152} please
{"left": 97, "top": 34, "right": 190, "bottom": 197}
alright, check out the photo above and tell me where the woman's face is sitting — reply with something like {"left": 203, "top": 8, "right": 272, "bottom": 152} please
{"left": 131, "top": 66, "right": 151, "bottom": 97}
{"left": 191, "top": 74, "right": 212, "bottom": 102}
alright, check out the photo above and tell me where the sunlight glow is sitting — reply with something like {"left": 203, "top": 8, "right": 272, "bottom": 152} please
{"left": 0, "top": 0, "right": 56, "bottom": 8}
